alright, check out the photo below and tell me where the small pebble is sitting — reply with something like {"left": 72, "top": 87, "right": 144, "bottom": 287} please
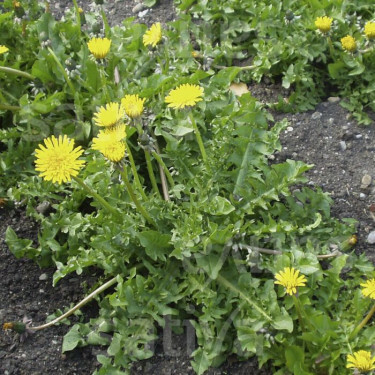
{"left": 139, "top": 9, "right": 149, "bottom": 17}
{"left": 311, "top": 111, "right": 322, "bottom": 120}
{"left": 355, "top": 134, "right": 363, "bottom": 139}
{"left": 286, "top": 126, "right": 293, "bottom": 132}
{"left": 132, "top": 3, "right": 146, "bottom": 13}
{"left": 328, "top": 118, "right": 334, "bottom": 125}
{"left": 367, "top": 231, "right": 375, "bottom": 244}
{"left": 339, "top": 141, "right": 347, "bottom": 151}
{"left": 328, "top": 96, "right": 340, "bottom": 103}
{"left": 39, "top": 273, "right": 48, "bottom": 281}
{"left": 359, "top": 193, "right": 366, "bottom": 200}
{"left": 361, "top": 174, "right": 372, "bottom": 189}
{"left": 39, "top": 289, "right": 44, "bottom": 294}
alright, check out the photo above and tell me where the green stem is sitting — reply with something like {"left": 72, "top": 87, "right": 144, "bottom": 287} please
{"left": 151, "top": 150, "right": 175, "bottom": 188}
{"left": 216, "top": 274, "right": 272, "bottom": 322}
{"left": 31, "top": 277, "right": 117, "bottom": 331}
{"left": 72, "top": 0, "right": 81, "bottom": 38}
{"left": 189, "top": 111, "right": 207, "bottom": 164}
{"left": 98, "top": 64, "right": 111, "bottom": 102}
{"left": 0, "top": 66, "right": 34, "bottom": 80}
{"left": 47, "top": 47, "right": 76, "bottom": 96}
{"left": 349, "top": 303, "right": 375, "bottom": 340}
{"left": 125, "top": 142, "right": 148, "bottom": 201}
{"left": 120, "top": 166, "right": 156, "bottom": 227}
{"left": 327, "top": 36, "right": 335, "bottom": 60}
{"left": 144, "top": 150, "right": 161, "bottom": 198}
{"left": 292, "top": 295, "right": 306, "bottom": 332}
{"left": 73, "top": 176, "right": 119, "bottom": 217}
{"left": 0, "top": 104, "right": 20, "bottom": 111}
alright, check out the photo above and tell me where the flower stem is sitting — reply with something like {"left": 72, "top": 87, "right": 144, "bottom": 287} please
{"left": 327, "top": 36, "right": 335, "bottom": 60}
{"left": 144, "top": 150, "right": 161, "bottom": 198}
{"left": 47, "top": 47, "right": 76, "bottom": 96}
{"left": 349, "top": 303, "right": 375, "bottom": 340}
{"left": 189, "top": 111, "right": 207, "bottom": 164}
{"left": 31, "top": 277, "right": 118, "bottom": 331}
{"left": 120, "top": 166, "right": 156, "bottom": 227}
{"left": 0, "top": 104, "right": 21, "bottom": 111}
{"left": 151, "top": 150, "right": 175, "bottom": 188}
{"left": 0, "top": 66, "right": 34, "bottom": 80}
{"left": 292, "top": 295, "right": 306, "bottom": 332}
{"left": 72, "top": 0, "right": 81, "bottom": 38}
{"left": 73, "top": 176, "right": 119, "bottom": 217}
{"left": 125, "top": 142, "right": 148, "bottom": 201}
{"left": 98, "top": 64, "right": 111, "bottom": 102}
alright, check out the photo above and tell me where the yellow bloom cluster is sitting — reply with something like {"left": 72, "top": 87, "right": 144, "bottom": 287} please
{"left": 87, "top": 37, "right": 111, "bottom": 59}
{"left": 361, "top": 278, "right": 375, "bottom": 299}
{"left": 35, "top": 135, "right": 85, "bottom": 184}
{"left": 315, "top": 16, "right": 333, "bottom": 33}
{"left": 365, "top": 21, "right": 375, "bottom": 39}
{"left": 165, "top": 84, "right": 204, "bottom": 109}
{"left": 347, "top": 350, "right": 375, "bottom": 372}
{"left": 341, "top": 35, "right": 356, "bottom": 52}
{"left": 143, "top": 22, "right": 162, "bottom": 47}
{"left": 274, "top": 267, "right": 307, "bottom": 296}
{"left": 92, "top": 125, "right": 127, "bottom": 163}
{"left": 121, "top": 95, "right": 145, "bottom": 118}
{"left": 0, "top": 45, "right": 9, "bottom": 55}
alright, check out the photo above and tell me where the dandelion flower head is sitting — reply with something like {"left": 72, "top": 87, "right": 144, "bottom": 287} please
{"left": 315, "top": 16, "right": 333, "bottom": 33}
{"left": 361, "top": 278, "right": 375, "bottom": 299}
{"left": 93, "top": 102, "right": 125, "bottom": 128}
{"left": 341, "top": 35, "right": 357, "bottom": 52}
{"left": 121, "top": 94, "right": 145, "bottom": 118}
{"left": 165, "top": 84, "right": 204, "bottom": 109}
{"left": 92, "top": 125, "right": 126, "bottom": 162}
{"left": 87, "top": 37, "right": 111, "bottom": 59}
{"left": 143, "top": 22, "right": 162, "bottom": 47}
{"left": 35, "top": 135, "right": 85, "bottom": 184}
{"left": 274, "top": 267, "right": 307, "bottom": 296}
{"left": 0, "top": 45, "right": 9, "bottom": 55}
{"left": 364, "top": 22, "right": 375, "bottom": 39}
{"left": 347, "top": 350, "right": 375, "bottom": 372}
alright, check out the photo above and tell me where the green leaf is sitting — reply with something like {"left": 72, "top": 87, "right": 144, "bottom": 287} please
{"left": 62, "top": 325, "right": 85, "bottom": 352}
{"left": 204, "top": 196, "right": 235, "bottom": 216}
{"left": 137, "top": 230, "right": 172, "bottom": 261}
{"left": 285, "top": 345, "right": 313, "bottom": 375}
{"left": 191, "top": 348, "right": 211, "bottom": 375}
{"left": 272, "top": 309, "right": 293, "bottom": 332}
{"left": 5, "top": 227, "right": 35, "bottom": 259}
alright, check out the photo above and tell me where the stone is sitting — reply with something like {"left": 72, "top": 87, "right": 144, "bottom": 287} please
{"left": 339, "top": 141, "right": 347, "bottom": 151}
{"left": 328, "top": 96, "right": 340, "bottom": 103}
{"left": 361, "top": 174, "right": 372, "bottom": 189}
{"left": 39, "top": 273, "right": 48, "bottom": 281}
{"left": 132, "top": 3, "right": 146, "bottom": 13}
{"left": 367, "top": 231, "right": 375, "bottom": 244}
{"left": 311, "top": 111, "right": 322, "bottom": 120}
{"left": 359, "top": 193, "right": 366, "bottom": 200}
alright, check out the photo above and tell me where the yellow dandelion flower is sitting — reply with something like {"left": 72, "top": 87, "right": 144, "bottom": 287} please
{"left": 0, "top": 45, "right": 9, "bottom": 55}
{"left": 87, "top": 37, "right": 111, "bottom": 59}
{"left": 143, "top": 22, "right": 162, "bottom": 47}
{"left": 78, "top": 7, "right": 83, "bottom": 14}
{"left": 274, "top": 267, "right": 307, "bottom": 296}
{"left": 364, "top": 22, "right": 375, "bottom": 39}
{"left": 92, "top": 126, "right": 126, "bottom": 162}
{"left": 165, "top": 84, "right": 204, "bottom": 109}
{"left": 361, "top": 279, "right": 375, "bottom": 299}
{"left": 315, "top": 16, "right": 333, "bottom": 33}
{"left": 347, "top": 350, "right": 375, "bottom": 372}
{"left": 35, "top": 135, "right": 85, "bottom": 184}
{"left": 341, "top": 35, "right": 357, "bottom": 52}
{"left": 93, "top": 102, "right": 125, "bottom": 128}
{"left": 121, "top": 94, "right": 145, "bottom": 118}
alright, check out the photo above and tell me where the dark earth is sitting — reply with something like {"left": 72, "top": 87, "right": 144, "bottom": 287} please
{"left": 1, "top": 1, "right": 375, "bottom": 374}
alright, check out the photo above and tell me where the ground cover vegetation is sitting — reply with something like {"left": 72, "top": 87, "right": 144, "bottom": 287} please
{"left": 1, "top": 0, "right": 375, "bottom": 374}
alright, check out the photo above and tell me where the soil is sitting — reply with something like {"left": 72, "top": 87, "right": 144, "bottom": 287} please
{"left": 1, "top": 1, "right": 375, "bottom": 375}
